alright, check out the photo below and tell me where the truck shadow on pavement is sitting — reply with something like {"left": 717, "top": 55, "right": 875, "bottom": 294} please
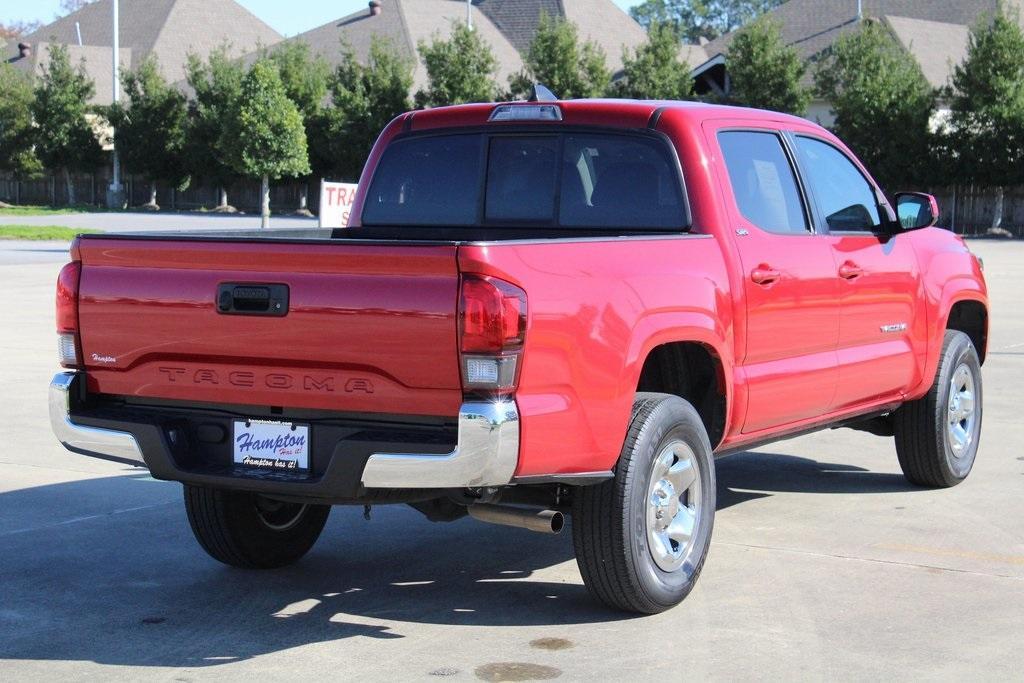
{"left": 0, "top": 450, "right": 917, "bottom": 667}
{"left": 0, "top": 473, "right": 615, "bottom": 667}
{"left": 716, "top": 450, "right": 920, "bottom": 509}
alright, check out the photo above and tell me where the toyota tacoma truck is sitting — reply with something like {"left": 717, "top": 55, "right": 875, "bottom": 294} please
{"left": 50, "top": 97, "right": 988, "bottom": 614}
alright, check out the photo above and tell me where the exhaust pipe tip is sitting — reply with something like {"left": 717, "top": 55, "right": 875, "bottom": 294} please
{"left": 468, "top": 504, "right": 564, "bottom": 534}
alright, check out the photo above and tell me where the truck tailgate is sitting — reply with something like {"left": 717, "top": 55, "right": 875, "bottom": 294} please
{"left": 76, "top": 237, "right": 462, "bottom": 416}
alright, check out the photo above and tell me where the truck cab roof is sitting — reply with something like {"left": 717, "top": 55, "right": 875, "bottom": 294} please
{"left": 403, "top": 98, "right": 823, "bottom": 135}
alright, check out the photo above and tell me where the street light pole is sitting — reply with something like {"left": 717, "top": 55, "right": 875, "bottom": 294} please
{"left": 467, "top": 0, "right": 472, "bottom": 30}
{"left": 106, "top": 0, "right": 125, "bottom": 208}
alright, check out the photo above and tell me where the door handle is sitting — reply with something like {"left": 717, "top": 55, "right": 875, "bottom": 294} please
{"left": 750, "top": 266, "right": 781, "bottom": 285}
{"left": 217, "top": 283, "right": 289, "bottom": 316}
{"left": 838, "top": 261, "right": 863, "bottom": 280}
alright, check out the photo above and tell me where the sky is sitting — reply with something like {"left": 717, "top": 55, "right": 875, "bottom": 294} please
{"left": 3, "top": 1, "right": 643, "bottom": 37}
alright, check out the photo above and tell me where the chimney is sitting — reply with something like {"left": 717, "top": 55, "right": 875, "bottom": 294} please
{"left": 369, "top": 0, "right": 382, "bottom": 16}
{"left": 18, "top": 42, "right": 31, "bottom": 59}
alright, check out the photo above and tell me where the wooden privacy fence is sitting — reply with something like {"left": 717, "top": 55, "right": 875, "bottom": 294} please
{"left": 2, "top": 172, "right": 1021, "bottom": 237}
{"left": 0, "top": 172, "right": 324, "bottom": 215}
{"left": 931, "top": 186, "right": 1024, "bottom": 237}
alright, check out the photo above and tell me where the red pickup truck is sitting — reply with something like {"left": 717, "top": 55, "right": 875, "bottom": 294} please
{"left": 50, "top": 98, "right": 987, "bottom": 614}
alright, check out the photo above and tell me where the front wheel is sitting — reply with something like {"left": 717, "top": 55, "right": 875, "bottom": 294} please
{"left": 572, "top": 393, "right": 716, "bottom": 614}
{"left": 894, "top": 330, "right": 983, "bottom": 487}
{"left": 183, "top": 485, "right": 330, "bottom": 568}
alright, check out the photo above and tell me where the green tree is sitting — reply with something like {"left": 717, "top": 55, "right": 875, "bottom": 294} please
{"left": 324, "top": 37, "right": 412, "bottom": 181}
{"left": 508, "top": 13, "right": 610, "bottom": 100}
{"left": 220, "top": 60, "right": 310, "bottom": 228}
{"left": 185, "top": 46, "right": 245, "bottom": 210}
{"left": 613, "top": 21, "right": 694, "bottom": 100}
{"left": 31, "top": 44, "right": 102, "bottom": 206}
{"left": 814, "top": 19, "right": 936, "bottom": 190}
{"left": 727, "top": 17, "right": 809, "bottom": 115}
{"left": 946, "top": 8, "right": 1024, "bottom": 230}
{"left": 630, "top": 0, "right": 784, "bottom": 43}
{"left": 415, "top": 21, "right": 499, "bottom": 108}
{"left": 109, "top": 56, "right": 188, "bottom": 209}
{"left": 0, "top": 64, "right": 42, "bottom": 181}
{"left": 268, "top": 41, "right": 330, "bottom": 214}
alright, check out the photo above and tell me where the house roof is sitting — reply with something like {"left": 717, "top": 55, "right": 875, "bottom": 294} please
{"left": 5, "top": 42, "right": 132, "bottom": 104}
{"left": 271, "top": 0, "right": 678, "bottom": 93}
{"left": 700, "top": 0, "right": 1021, "bottom": 90}
{"left": 274, "top": 0, "right": 524, "bottom": 91}
{"left": 559, "top": 0, "right": 652, "bottom": 73}
{"left": 19, "top": 0, "right": 281, "bottom": 84}
{"left": 884, "top": 16, "right": 970, "bottom": 88}
{"left": 677, "top": 43, "right": 709, "bottom": 71}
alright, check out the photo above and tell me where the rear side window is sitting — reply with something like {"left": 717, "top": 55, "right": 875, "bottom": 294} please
{"left": 718, "top": 131, "right": 808, "bottom": 234}
{"left": 561, "top": 134, "right": 686, "bottom": 229}
{"left": 362, "top": 131, "right": 687, "bottom": 230}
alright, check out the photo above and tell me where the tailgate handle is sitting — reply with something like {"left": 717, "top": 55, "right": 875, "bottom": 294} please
{"left": 217, "top": 283, "right": 289, "bottom": 316}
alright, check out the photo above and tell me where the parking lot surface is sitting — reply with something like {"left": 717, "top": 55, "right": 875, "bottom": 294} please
{"left": 0, "top": 238, "right": 1021, "bottom": 680}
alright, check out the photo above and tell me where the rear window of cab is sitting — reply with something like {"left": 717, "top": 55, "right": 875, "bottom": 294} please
{"left": 361, "top": 131, "right": 689, "bottom": 231}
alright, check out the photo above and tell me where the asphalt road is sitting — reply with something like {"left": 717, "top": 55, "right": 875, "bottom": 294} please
{"left": 0, "top": 239, "right": 1021, "bottom": 680}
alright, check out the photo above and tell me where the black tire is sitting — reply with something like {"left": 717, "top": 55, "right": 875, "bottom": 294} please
{"left": 894, "top": 330, "right": 983, "bottom": 487}
{"left": 183, "top": 485, "right": 330, "bottom": 568}
{"left": 572, "top": 393, "right": 716, "bottom": 614}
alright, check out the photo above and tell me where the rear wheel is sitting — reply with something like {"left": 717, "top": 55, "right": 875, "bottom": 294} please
{"left": 894, "top": 330, "right": 983, "bottom": 487}
{"left": 183, "top": 485, "right": 330, "bottom": 568}
{"left": 572, "top": 393, "right": 716, "bottom": 614}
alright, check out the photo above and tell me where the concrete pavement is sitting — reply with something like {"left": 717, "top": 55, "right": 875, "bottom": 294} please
{"left": 0, "top": 240, "right": 1021, "bottom": 680}
{"left": 0, "top": 210, "right": 317, "bottom": 232}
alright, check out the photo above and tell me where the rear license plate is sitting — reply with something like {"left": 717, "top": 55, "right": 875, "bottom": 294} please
{"left": 233, "top": 420, "right": 310, "bottom": 472}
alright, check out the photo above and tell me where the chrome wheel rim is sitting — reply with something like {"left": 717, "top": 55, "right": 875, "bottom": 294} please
{"left": 947, "top": 363, "right": 977, "bottom": 459}
{"left": 646, "top": 440, "right": 702, "bottom": 572}
{"left": 255, "top": 497, "right": 307, "bottom": 531}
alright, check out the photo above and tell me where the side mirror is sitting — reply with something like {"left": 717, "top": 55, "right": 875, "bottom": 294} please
{"left": 894, "top": 192, "right": 939, "bottom": 231}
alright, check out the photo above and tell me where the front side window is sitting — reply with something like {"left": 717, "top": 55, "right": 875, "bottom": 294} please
{"left": 718, "top": 131, "right": 808, "bottom": 235}
{"left": 362, "top": 131, "right": 687, "bottom": 230}
{"left": 794, "top": 136, "right": 883, "bottom": 232}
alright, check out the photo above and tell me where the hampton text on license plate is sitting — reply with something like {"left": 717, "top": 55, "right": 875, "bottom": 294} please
{"left": 233, "top": 420, "right": 310, "bottom": 472}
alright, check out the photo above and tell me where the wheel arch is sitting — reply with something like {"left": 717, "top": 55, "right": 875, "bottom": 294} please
{"left": 943, "top": 298, "right": 988, "bottom": 364}
{"left": 633, "top": 339, "right": 730, "bottom": 450}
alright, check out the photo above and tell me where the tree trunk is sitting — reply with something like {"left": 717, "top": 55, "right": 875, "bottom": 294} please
{"left": 149, "top": 180, "right": 158, "bottom": 207}
{"left": 298, "top": 183, "right": 309, "bottom": 213}
{"left": 63, "top": 168, "right": 75, "bottom": 206}
{"left": 991, "top": 186, "right": 1004, "bottom": 230}
{"left": 261, "top": 175, "right": 270, "bottom": 229}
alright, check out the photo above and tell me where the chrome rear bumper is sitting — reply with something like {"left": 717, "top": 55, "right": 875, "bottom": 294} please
{"left": 360, "top": 400, "right": 519, "bottom": 488}
{"left": 49, "top": 372, "right": 145, "bottom": 467}
{"left": 50, "top": 371, "right": 520, "bottom": 488}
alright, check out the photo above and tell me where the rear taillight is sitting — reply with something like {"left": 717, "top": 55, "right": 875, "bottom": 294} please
{"left": 459, "top": 274, "right": 527, "bottom": 394}
{"left": 56, "top": 253, "right": 82, "bottom": 368}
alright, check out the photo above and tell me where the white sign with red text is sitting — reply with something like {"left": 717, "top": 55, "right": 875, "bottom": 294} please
{"left": 318, "top": 180, "right": 358, "bottom": 228}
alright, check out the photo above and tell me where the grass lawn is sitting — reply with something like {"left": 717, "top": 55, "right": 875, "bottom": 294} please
{"left": 0, "top": 225, "right": 100, "bottom": 240}
{"left": 0, "top": 204, "right": 103, "bottom": 216}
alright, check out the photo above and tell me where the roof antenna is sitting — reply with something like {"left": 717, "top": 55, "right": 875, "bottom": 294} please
{"left": 529, "top": 83, "right": 558, "bottom": 102}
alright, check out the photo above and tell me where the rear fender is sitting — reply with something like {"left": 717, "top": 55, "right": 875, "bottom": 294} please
{"left": 623, "top": 312, "right": 734, "bottom": 448}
